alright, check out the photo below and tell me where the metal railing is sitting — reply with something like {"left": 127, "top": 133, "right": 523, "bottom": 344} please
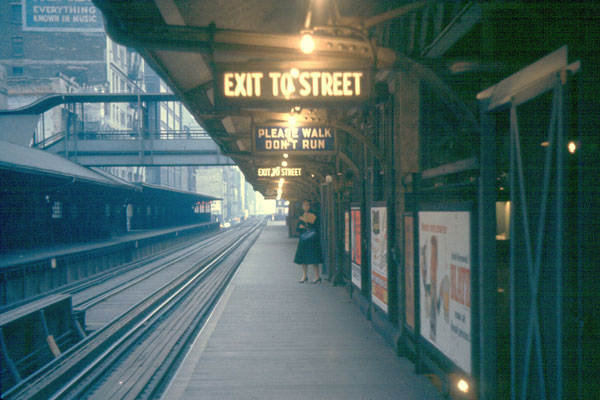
{"left": 34, "top": 130, "right": 211, "bottom": 149}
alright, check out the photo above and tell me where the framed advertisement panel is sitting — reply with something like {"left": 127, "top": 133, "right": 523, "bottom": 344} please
{"left": 350, "top": 206, "right": 361, "bottom": 289}
{"left": 344, "top": 211, "right": 350, "bottom": 254}
{"left": 418, "top": 209, "right": 472, "bottom": 375}
{"left": 404, "top": 214, "right": 415, "bottom": 330}
{"left": 370, "top": 204, "right": 388, "bottom": 313}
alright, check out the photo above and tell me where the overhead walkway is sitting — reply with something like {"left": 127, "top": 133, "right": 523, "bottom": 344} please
{"left": 0, "top": 93, "right": 235, "bottom": 166}
{"left": 162, "top": 221, "right": 444, "bottom": 400}
{"left": 37, "top": 130, "right": 235, "bottom": 166}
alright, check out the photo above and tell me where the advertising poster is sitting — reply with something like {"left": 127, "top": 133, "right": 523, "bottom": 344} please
{"left": 344, "top": 211, "right": 350, "bottom": 253}
{"left": 23, "top": 0, "right": 104, "bottom": 32}
{"left": 404, "top": 215, "right": 415, "bottom": 330}
{"left": 419, "top": 211, "right": 471, "bottom": 374}
{"left": 350, "top": 207, "right": 361, "bottom": 288}
{"left": 370, "top": 206, "right": 388, "bottom": 313}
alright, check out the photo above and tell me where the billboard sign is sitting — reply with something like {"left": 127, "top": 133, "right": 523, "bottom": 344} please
{"left": 23, "top": 0, "right": 104, "bottom": 32}
{"left": 351, "top": 206, "right": 362, "bottom": 288}
{"left": 404, "top": 215, "right": 415, "bottom": 330}
{"left": 419, "top": 211, "right": 471, "bottom": 374}
{"left": 371, "top": 205, "right": 388, "bottom": 313}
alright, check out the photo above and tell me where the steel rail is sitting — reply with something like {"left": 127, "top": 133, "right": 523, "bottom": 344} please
{"left": 52, "top": 221, "right": 264, "bottom": 400}
{"left": 71, "top": 225, "right": 241, "bottom": 310}
{"left": 4, "top": 219, "right": 265, "bottom": 400}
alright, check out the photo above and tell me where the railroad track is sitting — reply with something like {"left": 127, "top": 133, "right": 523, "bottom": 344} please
{"left": 4, "top": 219, "right": 265, "bottom": 400}
{"left": 71, "top": 221, "right": 252, "bottom": 313}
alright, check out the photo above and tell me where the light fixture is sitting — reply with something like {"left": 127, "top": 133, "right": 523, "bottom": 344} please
{"left": 457, "top": 379, "right": 469, "bottom": 393}
{"left": 288, "top": 115, "right": 297, "bottom": 126}
{"left": 568, "top": 140, "right": 577, "bottom": 154}
{"left": 283, "top": 153, "right": 289, "bottom": 159}
{"left": 282, "top": 160, "right": 288, "bottom": 167}
{"left": 300, "top": 33, "right": 315, "bottom": 54}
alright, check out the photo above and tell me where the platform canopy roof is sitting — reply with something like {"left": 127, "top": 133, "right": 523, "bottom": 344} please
{"left": 92, "top": 0, "right": 414, "bottom": 201}
{"left": 93, "top": 0, "right": 592, "bottom": 201}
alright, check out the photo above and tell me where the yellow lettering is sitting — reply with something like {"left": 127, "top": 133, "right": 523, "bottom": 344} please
{"left": 281, "top": 73, "right": 295, "bottom": 98}
{"left": 224, "top": 73, "right": 235, "bottom": 96}
{"left": 299, "top": 72, "right": 311, "bottom": 96}
{"left": 234, "top": 73, "right": 246, "bottom": 96}
{"left": 310, "top": 72, "right": 321, "bottom": 96}
{"left": 353, "top": 72, "right": 363, "bottom": 96}
{"left": 269, "top": 72, "right": 281, "bottom": 96}
{"left": 321, "top": 72, "right": 333, "bottom": 96}
{"left": 343, "top": 72, "right": 352, "bottom": 96}
{"left": 333, "top": 72, "right": 343, "bottom": 96}
{"left": 251, "top": 72, "right": 263, "bottom": 97}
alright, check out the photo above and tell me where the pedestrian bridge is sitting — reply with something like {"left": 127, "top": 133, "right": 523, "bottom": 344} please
{"left": 35, "top": 130, "right": 235, "bottom": 167}
{"left": 0, "top": 93, "right": 235, "bottom": 167}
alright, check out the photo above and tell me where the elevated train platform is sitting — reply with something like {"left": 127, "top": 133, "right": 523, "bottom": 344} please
{"left": 162, "top": 221, "right": 444, "bottom": 400}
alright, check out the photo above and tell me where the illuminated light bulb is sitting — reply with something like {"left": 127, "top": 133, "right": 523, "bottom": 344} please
{"left": 568, "top": 141, "right": 577, "bottom": 154}
{"left": 457, "top": 379, "right": 469, "bottom": 393}
{"left": 288, "top": 115, "right": 297, "bottom": 126}
{"left": 290, "top": 68, "right": 300, "bottom": 78}
{"left": 278, "top": 178, "right": 285, "bottom": 188}
{"left": 282, "top": 160, "right": 288, "bottom": 167}
{"left": 300, "top": 33, "right": 315, "bottom": 54}
{"left": 283, "top": 153, "right": 289, "bottom": 159}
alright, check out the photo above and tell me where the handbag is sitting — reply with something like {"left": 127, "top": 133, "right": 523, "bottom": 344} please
{"left": 300, "top": 229, "right": 316, "bottom": 241}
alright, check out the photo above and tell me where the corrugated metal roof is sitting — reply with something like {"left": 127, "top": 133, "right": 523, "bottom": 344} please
{"left": 0, "top": 140, "right": 138, "bottom": 189}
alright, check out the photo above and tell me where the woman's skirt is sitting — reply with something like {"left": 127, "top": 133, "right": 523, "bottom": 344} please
{"left": 293, "top": 232, "right": 324, "bottom": 264}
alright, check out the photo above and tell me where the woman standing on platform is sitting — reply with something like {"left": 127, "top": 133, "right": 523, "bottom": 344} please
{"left": 294, "top": 199, "right": 323, "bottom": 283}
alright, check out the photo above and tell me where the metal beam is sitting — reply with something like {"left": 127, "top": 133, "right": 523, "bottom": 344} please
{"left": 0, "top": 93, "right": 178, "bottom": 115}
{"left": 421, "top": 2, "right": 482, "bottom": 58}
{"left": 104, "top": 20, "right": 395, "bottom": 68}
{"left": 333, "top": 120, "right": 384, "bottom": 162}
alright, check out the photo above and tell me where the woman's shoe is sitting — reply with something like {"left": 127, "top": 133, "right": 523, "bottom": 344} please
{"left": 311, "top": 278, "right": 322, "bottom": 284}
{"left": 299, "top": 277, "right": 308, "bottom": 283}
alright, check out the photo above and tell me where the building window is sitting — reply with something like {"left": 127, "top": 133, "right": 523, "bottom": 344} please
{"left": 52, "top": 201, "right": 63, "bottom": 219}
{"left": 105, "top": 203, "right": 111, "bottom": 217}
{"left": 11, "top": 3, "right": 22, "bottom": 24}
{"left": 12, "top": 67, "right": 23, "bottom": 76}
{"left": 12, "top": 36, "right": 24, "bottom": 57}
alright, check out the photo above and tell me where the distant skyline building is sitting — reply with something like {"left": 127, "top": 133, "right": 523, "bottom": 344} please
{"left": 0, "top": 0, "right": 259, "bottom": 214}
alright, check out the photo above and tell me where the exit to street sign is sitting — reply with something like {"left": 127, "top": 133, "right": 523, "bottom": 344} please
{"left": 216, "top": 64, "right": 371, "bottom": 108}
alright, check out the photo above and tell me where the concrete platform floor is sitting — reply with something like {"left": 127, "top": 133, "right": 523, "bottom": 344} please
{"left": 162, "top": 221, "right": 444, "bottom": 400}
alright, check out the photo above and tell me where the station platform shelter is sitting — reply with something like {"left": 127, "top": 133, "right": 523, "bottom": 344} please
{"left": 162, "top": 220, "right": 445, "bottom": 400}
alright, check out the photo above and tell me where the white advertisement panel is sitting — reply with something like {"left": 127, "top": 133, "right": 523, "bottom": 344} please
{"left": 350, "top": 207, "right": 361, "bottom": 289}
{"left": 419, "top": 211, "right": 471, "bottom": 374}
{"left": 23, "top": 0, "right": 104, "bottom": 32}
{"left": 370, "top": 206, "right": 388, "bottom": 313}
